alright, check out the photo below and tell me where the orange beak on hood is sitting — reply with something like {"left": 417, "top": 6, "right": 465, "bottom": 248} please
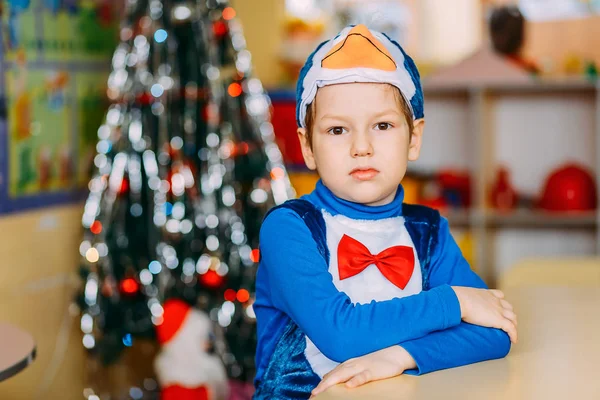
{"left": 321, "top": 24, "right": 397, "bottom": 71}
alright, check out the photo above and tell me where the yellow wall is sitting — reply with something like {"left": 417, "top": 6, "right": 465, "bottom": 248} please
{"left": 0, "top": 205, "right": 156, "bottom": 399}
{"left": 0, "top": 204, "right": 86, "bottom": 399}
{"left": 233, "top": 0, "right": 285, "bottom": 87}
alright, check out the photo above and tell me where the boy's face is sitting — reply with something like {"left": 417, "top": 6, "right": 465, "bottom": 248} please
{"left": 298, "top": 83, "right": 424, "bottom": 206}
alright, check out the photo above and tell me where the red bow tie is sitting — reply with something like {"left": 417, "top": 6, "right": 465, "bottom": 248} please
{"left": 337, "top": 234, "right": 415, "bottom": 290}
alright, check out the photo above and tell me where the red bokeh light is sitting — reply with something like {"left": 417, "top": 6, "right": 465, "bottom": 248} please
{"left": 120, "top": 278, "right": 139, "bottom": 295}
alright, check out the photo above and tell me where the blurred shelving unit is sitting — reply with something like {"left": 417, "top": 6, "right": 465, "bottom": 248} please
{"left": 420, "top": 64, "right": 600, "bottom": 285}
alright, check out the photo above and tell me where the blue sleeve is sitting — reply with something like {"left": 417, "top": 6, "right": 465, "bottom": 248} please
{"left": 259, "top": 208, "right": 462, "bottom": 363}
{"left": 400, "top": 217, "right": 511, "bottom": 375}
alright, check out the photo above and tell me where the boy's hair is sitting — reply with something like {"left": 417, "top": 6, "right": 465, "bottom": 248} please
{"left": 295, "top": 24, "right": 424, "bottom": 132}
{"left": 303, "top": 84, "right": 414, "bottom": 149}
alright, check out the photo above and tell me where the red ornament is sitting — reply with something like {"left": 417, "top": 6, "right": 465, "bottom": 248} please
{"left": 237, "top": 142, "right": 249, "bottom": 156}
{"left": 120, "top": 278, "right": 139, "bottom": 295}
{"left": 236, "top": 289, "right": 250, "bottom": 303}
{"left": 136, "top": 92, "right": 153, "bottom": 105}
{"left": 119, "top": 177, "right": 130, "bottom": 195}
{"left": 222, "top": 7, "right": 236, "bottom": 21}
{"left": 490, "top": 167, "right": 517, "bottom": 210}
{"left": 227, "top": 82, "right": 242, "bottom": 98}
{"left": 199, "top": 270, "right": 225, "bottom": 288}
{"left": 224, "top": 289, "right": 237, "bottom": 302}
{"left": 250, "top": 249, "right": 260, "bottom": 263}
{"left": 90, "top": 221, "right": 103, "bottom": 235}
{"left": 213, "top": 21, "right": 228, "bottom": 37}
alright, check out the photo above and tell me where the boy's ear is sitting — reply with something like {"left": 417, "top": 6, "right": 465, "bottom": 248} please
{"left": 408, "top": 118, "right": 425, "bottom": 162}
{"left": 297, "top": 128, "right": 317, "bottom": 170}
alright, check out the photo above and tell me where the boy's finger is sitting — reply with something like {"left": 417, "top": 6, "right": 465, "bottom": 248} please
{"left": 490, "top": 289, "right": 505, "bottom": 299}
{"left": 503, "top": 320, "right": 518, "bottom": 344}
{"left": 503, "top": 309, "right": 517, "bottom": 326}
{"left": 345, "top": 371, "right": 371, "bottom": 388}
{"left": 321, "top": 362, "right": 354, "bottom": 381}
{"left": 312, "top": 365, "right": 361, "bottom": 395}
{"left": 500, "top": 299, "right": 514, "bottom": 311}
{"left": 313, "top": 376, "right": 345, "bottom": 395}
{"left": 312, "top": 377, "right": 335, "bottom": 395}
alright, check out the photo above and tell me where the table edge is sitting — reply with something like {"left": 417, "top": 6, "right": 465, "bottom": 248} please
{"left": 0, "top": 347, "right": 36, "bottom": 382}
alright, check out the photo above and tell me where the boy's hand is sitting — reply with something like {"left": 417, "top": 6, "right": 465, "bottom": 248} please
{"left": 452, "top": 286, "right": 518, "bottom": 343}
{"left": 310, "top": 346, "right": 416, "bottom": 397}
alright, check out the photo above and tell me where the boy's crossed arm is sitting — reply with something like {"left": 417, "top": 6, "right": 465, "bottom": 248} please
{"left": 313, "top": 291, "right": 514, "bottom": 395}
{"left": 311, "top": 218, "right": 516, "bottom": 394}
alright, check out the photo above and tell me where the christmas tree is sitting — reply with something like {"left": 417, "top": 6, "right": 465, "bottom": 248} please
{"left": 76, "top": 0, "right": 293, "bottom": 395}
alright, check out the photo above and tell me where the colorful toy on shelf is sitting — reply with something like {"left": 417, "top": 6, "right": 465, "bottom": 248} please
{"left": 438, "top": 169, "right": 471, "bottom": 208}
{"left": 489, "top": 6, "right": 539, "bottom": 75}
{"left": 563, "top": 54, "right": 583, "bottom": 75}
{"left": 585, "top": 60, "right": 598, "bottom": 81}
{"left": 490, "top": 167, "right": 517, "bottom": 211}
{"left": 539, "top": 163, "right": 597, "bottom": 212}
{"left": 407, "top": 169, "right": 471, "bottom": 211}
{"left": 418, "top": 177, "right": 448, "bottom": 211}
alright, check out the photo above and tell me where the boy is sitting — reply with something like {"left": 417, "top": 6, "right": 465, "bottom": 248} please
{"left": 253, "top": 25, "right": 517, "bottom": 399}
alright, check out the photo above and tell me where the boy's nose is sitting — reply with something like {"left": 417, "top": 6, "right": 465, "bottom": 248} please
{"left": 351, "top": 133, "right": 374, "bottom": 158}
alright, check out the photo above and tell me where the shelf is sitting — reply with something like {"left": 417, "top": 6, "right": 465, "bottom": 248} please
{"left": 486, "top": 210, "right": 598, "bottom": 229}
{"left": 444, "top": 209, "right": 598, "bottom": 229}
{"left": 267, "top": 79, "right": 598, "bottom": 100}
{"left": 443, "top": 209, "right": 471, "bottom": 227}
{"left": 423, "top": 78, "right": 598, "bottom": 95}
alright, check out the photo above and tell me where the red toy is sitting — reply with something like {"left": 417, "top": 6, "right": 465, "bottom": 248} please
{"left": 539, "top": 163, "right": 597, "bottom": 212}
{"left": 490, "top": 167, "right": 517, "bottom": 210}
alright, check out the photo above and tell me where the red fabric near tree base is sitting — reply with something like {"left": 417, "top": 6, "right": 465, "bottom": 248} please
{"left": 161, "top": 384, "right": 210, "bottom": 400}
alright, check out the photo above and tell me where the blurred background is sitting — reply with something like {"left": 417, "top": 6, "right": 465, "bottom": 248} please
{"left": 0, "top": 0, "right": 599, "bottom": 399}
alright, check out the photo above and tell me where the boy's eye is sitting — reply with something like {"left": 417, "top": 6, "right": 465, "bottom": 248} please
{"left": 375, "top": 122, "right": 392, "bottom": 131}
{"left": 327, "top": 126, "right": 347, "bottom": 135}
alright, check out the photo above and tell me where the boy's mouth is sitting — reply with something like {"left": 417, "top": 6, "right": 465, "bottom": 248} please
{"left": 349, "top": 168, "right": 379, "bottom": 181}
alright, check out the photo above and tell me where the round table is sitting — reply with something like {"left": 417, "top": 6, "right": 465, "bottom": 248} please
{"left": 316, "top": 286, "right": 600, "bottom": 399}
{"left": 0, "top": 323, "right": 36, "bottom": 382}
